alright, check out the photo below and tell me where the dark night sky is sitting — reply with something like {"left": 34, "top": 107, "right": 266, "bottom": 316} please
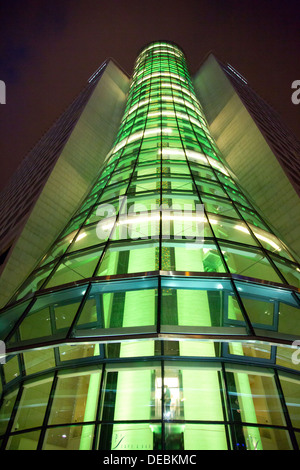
{"left": 0, "top": 0, "right": 299, "bottom": 193}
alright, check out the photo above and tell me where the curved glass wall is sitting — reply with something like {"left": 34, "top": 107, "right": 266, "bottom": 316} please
{"left": 1, "top": 41, "right": 300, "bottom": 451}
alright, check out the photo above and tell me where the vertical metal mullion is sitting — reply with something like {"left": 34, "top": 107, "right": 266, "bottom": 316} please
{"left": 274, "top": 369, "right": 299, "bottom": 450}
{"left": 92, "top": 363, "right": 106, "bottom": 450}
{"left": 66, "top": 283, "right": 92, "bottom": 339}
{"left": 217, "top": 366, "right": 232, "bottom": 450}
{"left": 221, "top": 362, "right": 237, "bottom": 450}
{"left": 161, "top": 360, "right": 165, "bottom": 450}
{"left": 1, "top": 383, "right": 24, "bottom": 450}
{"left": 37, "top": 371, "right": 58, "bottom": 450}
{"left": 158, "top": 51, "right": 163, "bottom": 273}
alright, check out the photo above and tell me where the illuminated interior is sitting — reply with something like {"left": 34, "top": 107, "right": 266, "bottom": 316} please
{"left": 0, "top": 41, "right": 300, "bottom": 451}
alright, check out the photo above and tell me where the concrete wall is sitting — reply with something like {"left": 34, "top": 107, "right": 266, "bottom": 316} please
{"left": 193, "top": 54, "right": 300, "bottom": 261}
{"left": 0, "top": 61, "right": 129, "bottom": 308}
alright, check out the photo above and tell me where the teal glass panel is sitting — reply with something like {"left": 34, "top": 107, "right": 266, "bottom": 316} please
{"left": 8, "top": 286, "right": 87, "bottom": 345}
{"left": 0, "top": 300, "right": 31, "bottom": 341}
{"left": 73, "top": 282, "right": 157, "bottom": 336}
{"left": 161, "top": 284, "right": 244, "bottom": 331}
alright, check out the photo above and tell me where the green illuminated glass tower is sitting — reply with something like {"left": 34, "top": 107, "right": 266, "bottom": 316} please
{"left": 1, "top": 41, "right": 300, "bottom": 451}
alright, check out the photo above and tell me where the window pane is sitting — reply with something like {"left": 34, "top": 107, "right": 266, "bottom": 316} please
{"left": 161, "top": 240, "right": 226, "bottom": 272}
{"left": 276, "top": 345, "right": 300, "bottom": 372}
{"left": 202, "top": 195, "right": 239, "bottom": 219}
{"left": 161, "top": 285, "right": 244, "bottom": 331}
{"left": 165, "top": 423, "right": 228, "bottom": 450}
{"left": 45, "top": 248, "right": 102, "bottom": 288}
{"left": 100, "top": 364, "right": 161, "bottom": 422}
{"left": 97, "top": 241, "right": 158, "bottom": 276}
{"left": 228, "top": 342, "right": 272, "bottom": 361}
{"left": 98, "top": 423, "right": 161, "bottom": 451}
{"left": 12, "top": 379, "right": 53, "bottom": 431}
{"left": 9, "top": 286, "right": 87, "bottom": 344}
{"left": 278, "top": 300, "right": 300, "bottom": 335}
{"left": 209, "top": 216, "right": 258, "bottom": 246}
{"left": 236, "top": 425, "right": 292, "bottom": 450}
{"left": 69, "top": 223, "right": 107, "bottom": 252}
{"left": 226, "top": 365, "right": 286, "bottom": 426}
{"left": 6, "top": 430, "right": 41, "bottom": 450}
{"left": 0, "top": 389, "right": 18, "bottom": 435}
{"left": 48, "top": 370, "right": 102, "bottom": 425}
{"left": 279, "top": 373, "right": 300, "bottom": 428}
{"left": 271, "top": 257, "right": 300, "bottom": 288}
{"left": 220, "top": 243, "right": 282, "bottom": 283}
{"left": 43, "top": 425, "right": 95, "bottom": 450}
{"left": 74, "top": 285, "right": 157, "bottom": 334}
{"left": 163, "top": 364, "right": 224, "bottom": 422}
{"left": 23, "top": 348, "right": 56, "bottom": 375}
{"left": 3, "top": 355, "right": 20, "bottom": 383}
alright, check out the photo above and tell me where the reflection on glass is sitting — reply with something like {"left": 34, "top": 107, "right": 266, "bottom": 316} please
{"left": 6, "top": 430, "right": 41, "bottom": 450}
{"left": 226, "top": 365, "right": 286, "bottom": 427}
{"left": 165, "top": 423, "right": 228, "bottom": 450}
{"left": 98, "top": 423, "right": 160, "bottom": 450}
{"left": 45, "top": 248, "right": 102, "bottom": 288}
{"left": 220, "top": 243, "right": 282, "bottom": 283}
{"left": 101, "top": 365, "right": 161, "bottom": 423}
{"left": 237, "top": 426, "right": 292, "bottom": 450}
{"left": 48, "top": 369, "right": 102, "bottom": 426}
{"left": 279, "top": 373, "right": 300, "bottom": 429}
{"left": 43, "top": 425, "right": 95, "bottom": 450}
{"left": 12, "top": 379, "right": 52, "bottom": 431}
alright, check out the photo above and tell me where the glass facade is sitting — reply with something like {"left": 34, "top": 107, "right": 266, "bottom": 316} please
{"left": 1, "top": 41, "right": 300, "bottom": 451}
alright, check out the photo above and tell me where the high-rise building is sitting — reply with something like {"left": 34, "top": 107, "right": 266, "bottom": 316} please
{"left": 0, "top": 41, "right": 300, "bottom": 451}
